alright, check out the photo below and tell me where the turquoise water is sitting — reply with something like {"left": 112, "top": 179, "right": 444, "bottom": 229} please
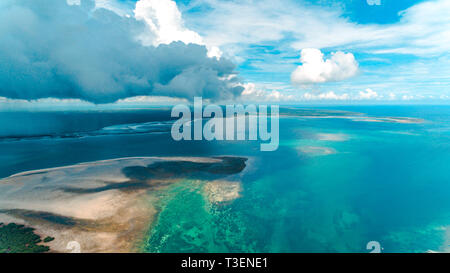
{"left": 1, "top": 106, "right": 450, "bottom": 252}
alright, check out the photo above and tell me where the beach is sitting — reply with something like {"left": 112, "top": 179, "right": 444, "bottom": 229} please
{"left": 0, "top": 156, "right": 247, "bottom": 252}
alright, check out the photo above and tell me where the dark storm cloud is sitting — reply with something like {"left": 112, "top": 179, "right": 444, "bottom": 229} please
{"left": 0, "top": 0, "right": 243, "bottom": 103}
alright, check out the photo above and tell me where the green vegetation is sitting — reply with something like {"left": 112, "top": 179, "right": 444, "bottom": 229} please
{"left": 43, "top": 236, "right": 55, "bottom": 243}
{"left": 0, "top": 223, "right": 51, "bottom": 253}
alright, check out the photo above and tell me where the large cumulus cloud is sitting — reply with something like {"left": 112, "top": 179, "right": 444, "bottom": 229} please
{"left": 291, "top": 48, "right": 359, "bottom": 85}
{"left": 0, "top": 0, "right": 243, "bottom": 103}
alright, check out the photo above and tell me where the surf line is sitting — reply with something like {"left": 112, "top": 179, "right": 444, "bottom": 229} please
{"left": 171, "top": 97, "right": 279, "bottom": 152}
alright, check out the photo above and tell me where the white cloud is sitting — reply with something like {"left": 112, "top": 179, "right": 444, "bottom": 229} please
{"left": 0, "top": 95, "right": 188, "bottom": 111}
{"left": 358, "top": 88, "right": 378, "bottom": 99}
{"left": 302, "top": 91, "right": 349, "bottom": 100}
{"left": 366, "top": 0, "right": 381, "bottom": 6}
{"left": 94, "top": 0, "right": 133, "bottom": 17}
{"left": 240, "top": 83, "right": 293, "bottom": 102}
{"left": 291, "top": 48, "right": 359, "bottom": 85}
{"left": 134, "top": 0, "right": 221, "bottom": 58}
{"left": 117, "top": 95, "right": 188, "bottom": 104}
{"left": 134, "top": 0, "right": 203, "bottom": 46}
{"left": 182, "top": 0, "right": 450, "bottom": 57}
{"left": 402, "top": 95, "right": 414, "bottom": 100}
{"left": 66, "top": 0, "right": 80, "bottom": 5}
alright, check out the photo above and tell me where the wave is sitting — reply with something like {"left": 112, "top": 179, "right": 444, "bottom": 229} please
{"left": 0, "top": 120, "right": 174, "bottom": 142}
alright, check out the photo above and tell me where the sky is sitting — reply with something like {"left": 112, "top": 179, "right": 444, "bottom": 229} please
{"left": 0, "top": 0, "right": 449, "bottom": 109}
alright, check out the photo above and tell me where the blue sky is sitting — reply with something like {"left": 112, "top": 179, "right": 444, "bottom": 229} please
{"left": 172, "top": 0, "right": 450, "bottom": 102}
{"left": 0, "top": 0, "right": 449, "bottom": 109}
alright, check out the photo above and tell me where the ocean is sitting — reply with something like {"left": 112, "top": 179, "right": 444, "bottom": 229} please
{"left": 1, "top": 105, "right": 450, "bottom": 253}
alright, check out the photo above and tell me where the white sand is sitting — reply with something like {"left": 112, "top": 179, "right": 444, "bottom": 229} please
{"left": 0, "top": 156, "right": 244, "bottom": 253}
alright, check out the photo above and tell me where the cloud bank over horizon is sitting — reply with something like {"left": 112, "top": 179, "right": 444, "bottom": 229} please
{"left": 0, "top": 0, "right": 242, "bottom": 104}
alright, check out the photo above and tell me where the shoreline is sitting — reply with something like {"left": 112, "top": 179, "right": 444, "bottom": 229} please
{"left": 0, "top": 156, "right": 248, "bottom": 253}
